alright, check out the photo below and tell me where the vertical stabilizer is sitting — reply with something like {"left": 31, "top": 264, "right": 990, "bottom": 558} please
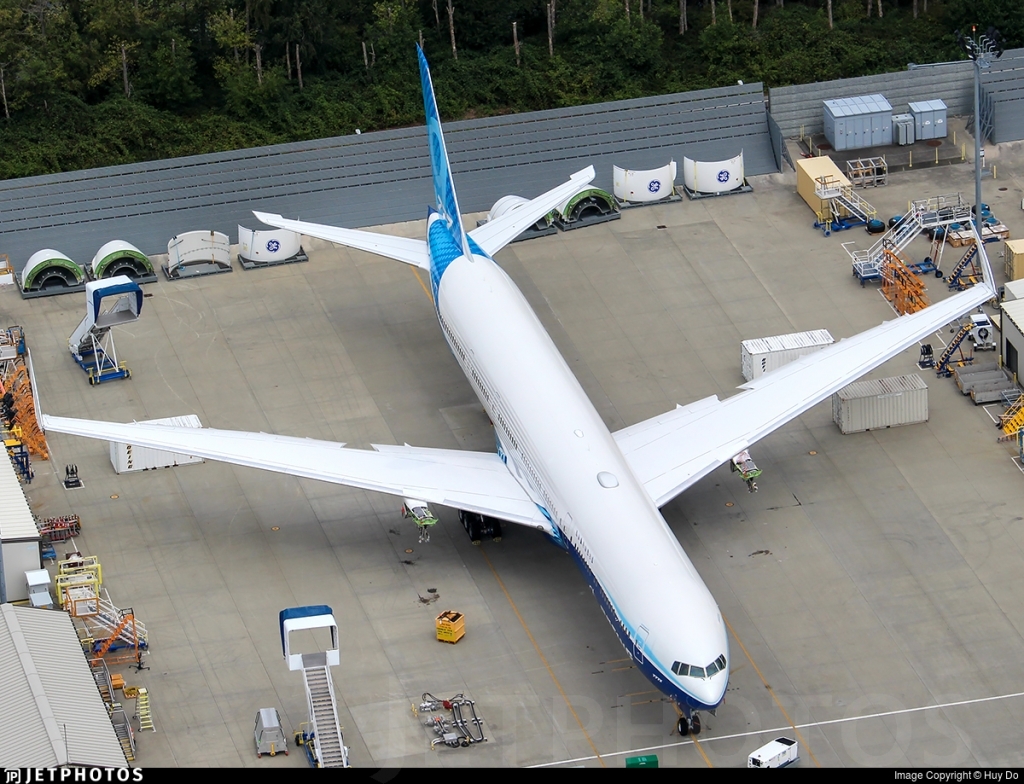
{"left": 417, "top": 45, "right": 472, "bottom": 261}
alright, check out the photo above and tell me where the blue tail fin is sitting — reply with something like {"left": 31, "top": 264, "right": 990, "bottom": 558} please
{"left": 417, "top": 46, "right": 472, "bottom": 260}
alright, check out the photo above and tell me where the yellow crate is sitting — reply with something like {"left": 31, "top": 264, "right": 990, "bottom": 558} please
{"left": 110, "top": 674, "right": 125, "bottom": 691}
{"left": 435, "top": 610, "right": 465, "bottom": 644}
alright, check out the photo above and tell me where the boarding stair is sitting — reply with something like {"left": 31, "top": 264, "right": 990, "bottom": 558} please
{"left": 302, "top": 659, "right": 349, "bottom": 768}
{"left": 814, "top": 176, "right": 877, "bottom": 235}
{"left": 68, "top": 277, "right": 142, "bottom": 385}
{"left": 849, "top": 194, "right": 972, "bottom": 284}
{"left": 281, "top": 605, "right": 350, "bottom": 767}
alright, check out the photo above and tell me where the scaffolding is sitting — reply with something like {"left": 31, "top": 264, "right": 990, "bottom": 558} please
{"left": 846, "top": 157, "right": 888, "bottom": 188}
{"left": 881, "top": 247, "right": 929, "bottom": 315}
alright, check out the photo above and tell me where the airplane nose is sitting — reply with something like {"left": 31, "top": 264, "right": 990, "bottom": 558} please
{"left": 694, "top": 671, "right": 729, "bottom": 709}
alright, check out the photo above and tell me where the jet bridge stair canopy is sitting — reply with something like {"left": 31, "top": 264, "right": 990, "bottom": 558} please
{"left": 0, "top": 83, "right": 775, "bottom": 266}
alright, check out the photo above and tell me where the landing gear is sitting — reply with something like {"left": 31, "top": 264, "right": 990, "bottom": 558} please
{"left": 676, "top": 712, "right": 701, "bottom": 736}
{"left": 458, "top": 511, "right": 502, "bottom": 544}
{"left": 731, "top": 450, "right": 761, "bottom": 493}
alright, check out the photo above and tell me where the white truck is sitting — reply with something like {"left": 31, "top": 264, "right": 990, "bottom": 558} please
{"left": 748, "top": 737, "right": 799, "bottom": 768}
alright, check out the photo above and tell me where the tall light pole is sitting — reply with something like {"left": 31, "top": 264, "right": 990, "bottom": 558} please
{"left": 957, "top": 27, "right": 1003, "bottom": 228}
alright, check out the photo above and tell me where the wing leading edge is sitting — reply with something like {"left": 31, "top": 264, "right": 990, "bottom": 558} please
{"left": 41, "top": 415, "right": 554, "bottom": 534}
{"left": 616, "top": 235, "right": 997, "bottom": 507}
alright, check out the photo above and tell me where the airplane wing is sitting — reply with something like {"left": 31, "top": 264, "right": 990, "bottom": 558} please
{"left": 41, "top": 415, "right": 554, "bottom": 534}
{"left": 616, "top": 244, "right": 997, "bottom": 508}
{"left": 252, "top": 211, "right": 430, "bottom": 270}
{"left": 468, "top": 166, "right": 596, "bottom": 257}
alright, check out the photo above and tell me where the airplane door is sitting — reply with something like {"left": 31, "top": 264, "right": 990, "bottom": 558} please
{"left": 633, "top": 625, "right": 650, "bottom": 666}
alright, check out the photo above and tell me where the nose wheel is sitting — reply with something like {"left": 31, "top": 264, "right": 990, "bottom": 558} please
{"left": 676, "top": 712, "right": 701, "bottom": 736}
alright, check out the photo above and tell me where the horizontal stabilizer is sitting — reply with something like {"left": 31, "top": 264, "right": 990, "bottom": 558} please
{"left": 253, "top": 211, "right": 430, "bottom": 270}
{"left": 42, "top": 415, "right": 553, "bottom": 534}
{"left": 469, "top": 166, "right": 596, "bottom": 257}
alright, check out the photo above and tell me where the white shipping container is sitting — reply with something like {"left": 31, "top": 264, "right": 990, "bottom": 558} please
{"left": 741, "top": 329, "right": 834, "bottom": 381}
{"left": 832, "top": 374, "right": 928, "bottom": 434}
{"left": 110, "top": 415, "right": 205, "bottom": 474}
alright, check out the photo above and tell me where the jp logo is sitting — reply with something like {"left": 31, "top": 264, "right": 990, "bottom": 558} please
{"left": 648, "top": 180, "right": 661, "bottom": 193}
{"left": 266, "top": 239, "right": 281, "bottom": 253}
{"left": 717, "top": 170, "right": 730, "bottom": 183}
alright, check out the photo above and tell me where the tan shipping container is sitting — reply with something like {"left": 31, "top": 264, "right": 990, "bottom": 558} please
{"left": 795, "top": 156, "right": 851, "bottom": 218}
{"left": 1004, "top": 239, "right": 1024, "bottom": 281}
{"left": 832, "top": 374, "right": 928, "bottom": 434}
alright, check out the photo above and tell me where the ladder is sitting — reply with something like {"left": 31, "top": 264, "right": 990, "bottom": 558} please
{"left": 302, "top": 664, "right": 349, "bottom": 768}
{"left": 947, "top": 244, "right": 980, "bottom": 291}
{"left": 935, "top": 323, "right": 975, "bottom": 377}
{"left": 136, "top": 687, "right": 155, "bottom": 731}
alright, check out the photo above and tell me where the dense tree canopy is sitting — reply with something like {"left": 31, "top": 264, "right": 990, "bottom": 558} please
{"left": 0, "top": 0, "right": 1018, "bottom": 178}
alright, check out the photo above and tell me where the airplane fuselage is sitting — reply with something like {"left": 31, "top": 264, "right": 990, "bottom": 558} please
{"left": 429, "top": 213, "right": 730, "bottom": 713}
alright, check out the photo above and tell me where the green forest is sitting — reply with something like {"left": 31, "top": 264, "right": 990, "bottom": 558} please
{"left": 0, "top": 0, "right": 1020, "bottom": 179}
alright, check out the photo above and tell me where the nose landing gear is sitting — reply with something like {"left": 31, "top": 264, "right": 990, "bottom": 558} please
{"left": 676, "top": 711, "right": 701, "bottom": 736}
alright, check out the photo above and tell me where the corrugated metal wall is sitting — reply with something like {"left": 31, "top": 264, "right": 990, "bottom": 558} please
{"left": 981, "top": 48, "right": 1024, "bottom": 143}
{"left": 0, "top": 84, "right": 776, "bottom": 269}
{"left": 768, "top": 62, "right": 974, "bottom": 138}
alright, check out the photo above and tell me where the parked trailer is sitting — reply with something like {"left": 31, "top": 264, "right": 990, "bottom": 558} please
{"left": 741, "top": 330, "right": 834, "bottom": 382}
{"left": 971, "top": 377, "right": 1018, "bottom": 405}
{"left": 749, "top": 737, "right": 800, "bottom": 768}
{"left": 956, "top": 370, "right": 1011, "bottom": 395}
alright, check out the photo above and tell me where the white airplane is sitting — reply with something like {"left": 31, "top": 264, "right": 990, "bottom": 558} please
{"left": 44, "top": 48, "right": 996, "bottom": 736}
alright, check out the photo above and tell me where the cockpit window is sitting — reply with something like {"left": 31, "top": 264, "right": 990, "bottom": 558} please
{"left": 670, "top": 654, "right": 727, "bottom": 679}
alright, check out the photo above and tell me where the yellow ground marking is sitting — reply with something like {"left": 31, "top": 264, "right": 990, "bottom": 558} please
{"left": 480, "top": 547, "right": 606, "bottom": 768}
{"left": 723, "top": 614, "right": 821, "bottom": 768}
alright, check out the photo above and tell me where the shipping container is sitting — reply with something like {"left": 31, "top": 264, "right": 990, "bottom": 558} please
{"left": 832, "top": 374, "right": 928, "bottom": 434}
{"left": 1004, "top": 239, "right": 1024, "bottom": 281}
{"left": 908, "top": 99, "right": 948, "bottom": 140}
{"left": 823, "top": 94, "right": 893, "bottom": 151}
{"left": 741, "top": 330, "right": 834, "bottom": 381}
{"left": 1003, "top": 278, "right": 1024, "bottom": 302}
{"left": 795, "top": 157, "right": 850, "bottom": 217}
{"left": 109, "top": 414, "right": 205, "bottom": 474}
